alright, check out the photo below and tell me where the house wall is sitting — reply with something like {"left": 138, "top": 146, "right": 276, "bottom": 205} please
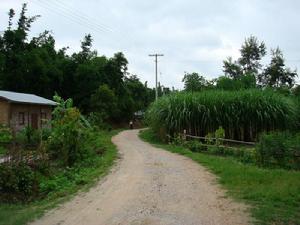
{"left": 0, "top": 98, "right": 10, "bottom": 125}
{"left": 9, "top": 103, "right": 52, "bottom": 132}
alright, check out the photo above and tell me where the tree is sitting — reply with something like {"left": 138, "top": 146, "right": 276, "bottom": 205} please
{"left": 223, "top": 36, "right": 266, "bottom": 80}
{"left": 182, "top": 72, "right": 208, "bottom": 92}
{"left": 124, "top": 75, "right": 152, "bottom": 111}
{"left": 258, "top": 48, "right": 297, "bottom": 88}
{"left": 0, "top": 3, "right": 165, "bottom": 123}
{"left": 216, "top": 73, "right": 256, "bottom": 90}
{"left": 238, "top": 36, "right": 266, "bottom": 74}
{"left": 90, "top": 84, "right": 118, "bottom": 121}
{"left": 223, "top": 57, "right": 242, "bottom": 79}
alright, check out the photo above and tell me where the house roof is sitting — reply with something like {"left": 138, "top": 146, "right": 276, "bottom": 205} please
{"left": 0, "top": 90, "right": 56, "bottom": 106}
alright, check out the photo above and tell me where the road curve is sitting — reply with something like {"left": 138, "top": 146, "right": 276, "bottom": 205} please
{"left": 31, "top": 129, "right": 251, "bottom": 225}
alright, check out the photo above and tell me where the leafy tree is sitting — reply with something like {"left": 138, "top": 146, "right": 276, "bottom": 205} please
{"left": 90, "top": 84, "right": 118, "bottom": 122}
{"left": 223, "top": 57, "right": 242, "bottom": 79}
{"left": 258, "top": 48, "right": 297, "bottom": 88}
{"left": 216, "top": 73, "right": 256, "bottom": 90}
{"left": 0, "top": 4, "right": 158, "bottom": 123}
{"left": 182, "top": 72, "right": 208, "bottom": 92}
{"left": 125, "top": 75, "right": 150, "bottom": 111}
{"left": 238, "top": 36, "right": 266, "bottom": 74}
{"left": 223, "top": 36, "right": 266, "bottom": 80}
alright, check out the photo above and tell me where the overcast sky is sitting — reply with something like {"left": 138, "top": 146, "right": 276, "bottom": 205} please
{"left": 1, "top": 0, "right": 300, "bottom": 89}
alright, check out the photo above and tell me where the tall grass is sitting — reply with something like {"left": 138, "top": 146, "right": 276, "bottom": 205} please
{"left": 146, "top": 89, "right": 298, "bottom": 141}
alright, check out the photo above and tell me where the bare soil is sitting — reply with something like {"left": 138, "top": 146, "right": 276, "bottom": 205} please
{"left": 30, "top": 129, "right": 251, "bottom": 225}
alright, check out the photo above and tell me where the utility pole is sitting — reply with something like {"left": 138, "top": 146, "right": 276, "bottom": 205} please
{"left": 149, "top": 54, "right": 164, "bottom": 100}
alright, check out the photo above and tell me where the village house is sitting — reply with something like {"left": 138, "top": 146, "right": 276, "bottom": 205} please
{"left": 0, "top": 90, "right": 56, "bottom": 132}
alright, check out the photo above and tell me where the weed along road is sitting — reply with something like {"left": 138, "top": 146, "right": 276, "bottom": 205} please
{"left": 31, "top": 130, "right": 251, "bottom": 225}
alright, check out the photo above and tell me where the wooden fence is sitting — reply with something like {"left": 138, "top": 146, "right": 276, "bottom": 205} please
{"left": 183, "top": 134, "right": 256, "bottom": 146}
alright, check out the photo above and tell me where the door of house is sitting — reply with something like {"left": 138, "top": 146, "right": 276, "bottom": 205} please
{"left": 31, "top": 113, "right": 38, "bottom": 129}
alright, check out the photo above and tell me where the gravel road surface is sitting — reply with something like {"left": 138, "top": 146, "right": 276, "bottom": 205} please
{"left": 31, "top": 129, "right": 251, "bottom": 225}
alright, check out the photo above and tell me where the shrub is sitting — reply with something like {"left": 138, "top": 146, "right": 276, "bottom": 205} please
{"left": 0, "top": 163, "right": 38, "bottom": 202}
{"left": 215, "top": 126, "right": 225, "bottom": 146}
{"left": 183, "top": 140, "right": 207, "bottom": 152}
{"left": 0, "top": 124, "right": 12, "bottom": 143}
{"left": 146, "top": 89, "right": 297, "bottom": 141}
{"left": 47, "top": 95, "right": 92, "bottom": 167}
{"left": 256, "top": 132, "right": 300, "bottom": 170}
{"left": 16, "top": 126, "right": 41, "bottom": 147}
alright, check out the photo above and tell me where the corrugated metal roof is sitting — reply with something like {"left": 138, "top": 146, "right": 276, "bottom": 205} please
{"left": 0, "top": 90, "right": 56, "bottom": 106}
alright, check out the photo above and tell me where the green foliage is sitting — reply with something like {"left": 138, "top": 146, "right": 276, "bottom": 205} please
{"left": 146, "top": 89, "right": 298, "bottom": 141}
{"left": 258, "top": 48, "right": 297, "bottom": 88}
{"left": 0, "top": 130, "right": 119, "bottom": 225}
{"left": 0, "top": 124, "right": 12, "bottom": 143}
{"left": 0, "top": 4, "right": 156, "bottom": 122}
{"left": 256, "top": 132, "right": 300, "bottom": 170}
{"left": 182, "top": 72, "right": 210, "bottom": 92}
{"left": 90, "top": 84, "right": 118, "bottom": 122}
{"left": 15, "top": 126, "right": 40, "bottom": 146}
{"left": 48, "top": 95, "right": 92, "bottom": 167}
{"left": 0, "top": 163, "right": 38, "bottom": 202}
{"left": 214, "top": 126, "right": 225, "bottom": 146}
{"left": 140, "top": 129, "right": 300, "bottom": 225}
{"left": 204, "top": 132, "right": 214, "bottom": 145}
{"left": 223, "top": 36, "right": 266, "bottom": 78}
{"left": 216, "top": 73, "right": 256, "bottom": 90}
{"left": 183, "top": 140, "right": 207, "bottom": 152}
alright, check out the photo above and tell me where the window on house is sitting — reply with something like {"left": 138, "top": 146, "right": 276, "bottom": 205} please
{"left": 19, "top": 112, "right": 25, "bottom": 125}
{"left": 40, "top": 112, "right": 47, "bottom": 124}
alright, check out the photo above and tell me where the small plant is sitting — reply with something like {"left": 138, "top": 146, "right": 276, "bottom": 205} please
{"left": 205, "top": 132, "right": 215, "bottom": 145}
{"left": 171, "top": 134, "right": 184, "bottom": 145}
{"left": 215, "top": 126, "right": 225, "bottom": 146}
{"left": 16, "top": 126, "right": 41, "bottom": 147}
{"left": 184, "top": 140, "right": 206, "bottom": 152}
{"left": 0, "top": 124, "right": 12, "bottom": 143}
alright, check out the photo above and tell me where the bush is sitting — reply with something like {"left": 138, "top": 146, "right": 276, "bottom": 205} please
{"left": 146, "top": 89, "right": 297, "bottom": 141}
{"left": 0, "top": 163, "right": 38, "bottom": 202}
{"left": 47, "top": 95, "right": 93, "bottom": 167}
{"left": 183, "top": 140, "right": 207, "bottom": 152}
{"left": 256, "top": 132, "right": 300, "bottom": 170}
{"left": 0, "top": 124, "right": 12, "bottom": 143}
{"left": 15, "top": 126, "right": 41, "bottom": 147}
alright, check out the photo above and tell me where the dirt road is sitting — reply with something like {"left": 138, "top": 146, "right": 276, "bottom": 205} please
{"left": 31, "top": 129, "right": 251, "bottom": 225}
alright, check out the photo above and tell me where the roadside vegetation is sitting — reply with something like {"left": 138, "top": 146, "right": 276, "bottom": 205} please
{"left": 140, "top": 129, "right": 300, "bottom": 225}
{"left": 1, "top": 3, "right": 300, "bottom": 225}
{"left": 144, "top": 34, "right": 300, "bottom": 225}
{"left": 146, "top": 89, "right": 297, "bottom": 141}
{"left": 0, "top": 96, "right": 120, "bottom": 225}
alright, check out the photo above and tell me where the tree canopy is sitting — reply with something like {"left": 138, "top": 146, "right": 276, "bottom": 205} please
{"left": 0, "top": 3, "right": 157, "bottom": 123}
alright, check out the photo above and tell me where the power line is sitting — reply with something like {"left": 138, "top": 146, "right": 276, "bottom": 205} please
{"left": 149, "top": 54, "right": 164, "bottom": 101}
{"left": 50, "top": 0, "right": 114, "bottom": 33}
{"left": 32, "top": 0, "right": 136, "bottom": 48}
{"left": 32, "top": 0, "right": 114, "bottom": 42}
{"left": 52, "top": 0, "right": 137, "bottom": 48}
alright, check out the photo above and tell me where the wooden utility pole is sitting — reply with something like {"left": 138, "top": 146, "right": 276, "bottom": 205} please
{"left": 149, "top": 54, "right": 164, "bottom": 100}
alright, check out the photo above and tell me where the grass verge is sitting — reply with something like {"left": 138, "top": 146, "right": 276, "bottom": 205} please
{"left": 0, "top": 129, "right": 121, "bottom": 225}
{"left": 139, "top": 129, "right": 300, "bottom": 225}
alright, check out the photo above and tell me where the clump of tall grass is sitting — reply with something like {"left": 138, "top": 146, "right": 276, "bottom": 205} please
{"left": 146, "top": 89, "right": 298, "bottom": 141}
